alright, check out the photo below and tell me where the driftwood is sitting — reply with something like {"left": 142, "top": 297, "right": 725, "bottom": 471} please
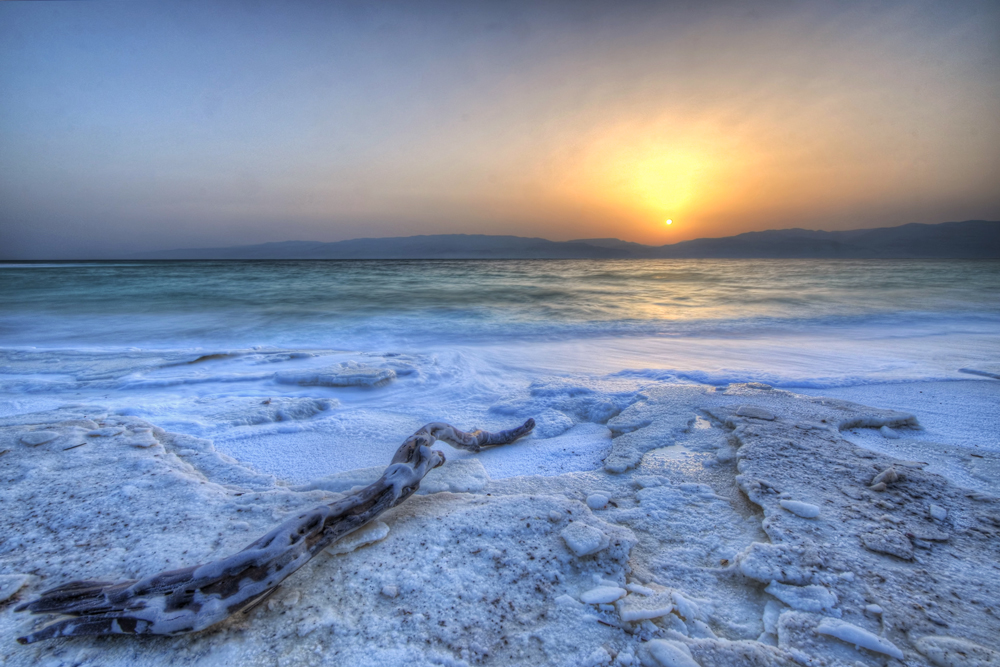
{"left": 16, "top": 418, "right": 534, "bottom": 644}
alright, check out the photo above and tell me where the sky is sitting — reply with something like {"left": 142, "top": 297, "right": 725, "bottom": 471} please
{"left": 1, "top": 1, "right": 998, "bottom": 259}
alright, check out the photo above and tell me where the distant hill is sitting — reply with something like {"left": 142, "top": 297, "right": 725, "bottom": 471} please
{"left": 134, "top": 220, "right": 1000, "bottom": 260}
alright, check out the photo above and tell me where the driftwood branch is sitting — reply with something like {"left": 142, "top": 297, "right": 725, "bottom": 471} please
{"left": 16, "top": 418, "right": 534, "bottom": 644}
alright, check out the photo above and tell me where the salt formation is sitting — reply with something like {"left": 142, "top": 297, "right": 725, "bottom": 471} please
{"left": 2, "top": 384, "right": 999, "bottom": 666}
{"left": 274, "top": 362, "right": 396, "bottom": 387}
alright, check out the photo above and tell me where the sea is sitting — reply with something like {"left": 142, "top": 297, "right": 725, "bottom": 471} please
{"left": 2, "top": 259, "right": 998, "bottom": 482}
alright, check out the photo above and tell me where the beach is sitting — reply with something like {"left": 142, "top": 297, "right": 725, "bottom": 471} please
{"left": 1, "top": 259, "right": 998, "bottom": 666}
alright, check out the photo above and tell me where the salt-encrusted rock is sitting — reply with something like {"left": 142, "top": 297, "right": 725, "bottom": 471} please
{"left": 911, "top": 527, "right": 949, "bottom": 542}
{"left": 560, "top": 522, "right": 610, "bottom": 557}
{"left": 20, "top": 431, "right": 57, "bottom": 446}
{"left": 0, "top": 574, "right": 32, "bottom": 603}
{"left": 871, "top": 467, "right": 899, "bottom": 486}
{"left": 815, "top": 617, "right": 904, "bottom": 660}
{"left": 274, "top": 363, "right": 395, "bottom": 388}
{"left": 579, "top": 586, "right": 626, "bottom": 604}
{"left": 879, "top": 425, "right": 900, "bottom": 439}
{"left": 914, "top": 634, "right": 1000, "bottom": 667}
{"left": 929, "top": 504, "right": 948, "bottom": 521}
{"left": 645, "top": 639, "right": 702, "bottom": 667}
{"left": 778, "top": 499, "right": 819, "bottom": 518}
{"left": 859, "top": 529, "right": 913, "bottom": 560}
{"left": 615, "top": 591, "right": 673, "bottom": 622}
{"left": 125, "top": 429, "right": 159, "bottom": 448}
{"left": 325, "top": 521, "right": 390, "bottom": 556}
{"left": 87, "top": 427, "right": 124, "bottom": 437}
{"left": 736, "top": 406, "right": 775, "bottom": 421}
{"left": 586, "top": 493, "right": 609, "bottom": 510}
{"left": 736, "top": 542, "right": 821, "bottom": 585}
{"left": 603, "top": 443, "right": 642, "bottom": 474}
{"left": 765, "top": 580, "right": 837, "bottom": 613}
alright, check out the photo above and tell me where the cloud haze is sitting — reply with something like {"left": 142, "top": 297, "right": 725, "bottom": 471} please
{"left": 1, "top": 1, "right": 998, "bottom": 258}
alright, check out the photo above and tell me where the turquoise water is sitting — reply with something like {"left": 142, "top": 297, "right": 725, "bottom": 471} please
{"left": 2, "top": 259, "right": 998, "bottom": 348}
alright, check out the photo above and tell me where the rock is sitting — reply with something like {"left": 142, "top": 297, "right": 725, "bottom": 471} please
{"left": 645, "top": 639, "right": 702, "bottom": 667}
{"left": 275, "top": 363, "right": 395, "bottom": 388}
{"left": 872, "top": 467, "right": 899, "bottom": 486}
{"left": 910, "top": 527, "right": 949, "bottom": 542}
{"left": 929, "top": 504, "right": 948, "bottom": 521}
{"left": 615, "top": 591, "right": 674, "bottom": 622}
{"left": 579, "top": 586, "right": 626, "bottom": 604}
{"left": 765, "top": 580, "right": 837, "bottom": 613}
{"left": 914, "top": 634, "right": 1000, "bottom": 667}
{"left": 87, "top": 427, "right": 125, "bottom": 437}
{"left": 879, "top": 425, "right": 900, "bottom": 439}
{"left": 779, "top": 499, "right": 820, "bottom": 518}
{"left": 736, "top": 406, "right": 775, "bottom": 421}
{"left": 380, "top": 585, "right": 399, "bottom": 599}
{"left": 560, "top": 523, "right": 610, "bottom": 557}
{"left": 603, "top": 444, "right": 641, "bottom": 474}
{"left": 815, "top": 617, "right": 904, "bottom": 660}
{"left": 860, "top": 529, "right": 913, "bottom": 560}
{"left": 586, "top": 493, "right": 609, "bottom": 510}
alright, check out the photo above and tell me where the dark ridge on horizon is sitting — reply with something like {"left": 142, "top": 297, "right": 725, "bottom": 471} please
{"left": 131, "top": 220, "right": 1000, "bottom": 260}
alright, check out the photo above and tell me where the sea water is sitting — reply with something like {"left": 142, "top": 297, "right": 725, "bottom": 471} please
{"left": 2, "top": 259, "right": 998, "bottom": 482}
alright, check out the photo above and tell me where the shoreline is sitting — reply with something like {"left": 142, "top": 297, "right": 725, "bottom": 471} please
{"left": 2, "top": 381, "right": 998, "bottom": 666}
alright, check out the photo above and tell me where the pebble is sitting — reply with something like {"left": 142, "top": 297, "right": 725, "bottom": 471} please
{"left": 579, "top": 586, "right": 626, "bottom": 604}
{"left": 929, "top": 504, "right": 948, "bottom": 521}
{"left": 560, "top": 523, "right": 610, "bottom": 557}
{"left": 779, "top": 499, "right": 820, "bottom": 518}
{"left": 586, "top": 494, "right": 609, "bottom": 510}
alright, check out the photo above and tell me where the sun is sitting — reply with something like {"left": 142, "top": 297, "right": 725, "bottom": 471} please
{"left": 665, "top": 219, "right": 673, "bottom": 225}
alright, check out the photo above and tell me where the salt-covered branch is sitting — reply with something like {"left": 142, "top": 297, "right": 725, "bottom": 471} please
{"left": 15, "top": 418, "right": 534, "bottom": 644}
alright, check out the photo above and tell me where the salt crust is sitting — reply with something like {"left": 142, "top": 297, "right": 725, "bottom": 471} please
{"left": 3, "top": 384, "right": 999, "bottom": 666}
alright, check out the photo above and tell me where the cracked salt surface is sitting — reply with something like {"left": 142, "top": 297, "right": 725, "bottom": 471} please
{"left": 3, "top": 381, "right": 999, "bottom": 666}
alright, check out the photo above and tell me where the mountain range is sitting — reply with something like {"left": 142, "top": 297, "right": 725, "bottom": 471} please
{"left": 134, "top": 219, "right": 1000, "bottom": 260}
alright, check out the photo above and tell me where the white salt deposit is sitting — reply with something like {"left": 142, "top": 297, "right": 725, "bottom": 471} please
{"left": 778, "top": 499, "right": 820, "bottom": 518}
{"left": 324, "top": 521, "right": 390, "bottom": 556}
{"left": 615, "top": 591, "right": 673, "bottom": 622}
{"left": 1, "top": 354, "right": 999, "bottom": 666}
{"left": 560, "top": 522, "right": 610, "bottom": 557}
{"left": 644, "top": 640, "right": 701, "bottom": 667}
{"left": 764, "top": 581, "right": 838, "bottom": 614}
{"left": 579, "top": 586, "right": 626, "bottom": 604}
{"left": 815, "top": 617, "right": 904, "bottom": 659}
{"left": 586, "top": 493, "right": 609, "bottom": 510}
{"left": 274, "top": 362, "right": 396, "bottom": 388}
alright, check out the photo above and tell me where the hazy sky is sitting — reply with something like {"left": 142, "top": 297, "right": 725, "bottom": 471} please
{"left": 1, "top": 1, "right": 998, "bottom": 258}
